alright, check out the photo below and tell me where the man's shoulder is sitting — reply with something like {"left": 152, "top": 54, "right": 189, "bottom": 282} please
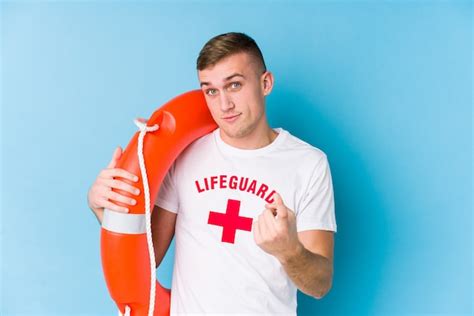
{"left": 186, "top": 129, "right": 215, "bottom": 150}
{"left": 281, "top": 129, "right": 328, "bottom": 162}
{"left": 173, "top": 128, "right": 216, "bottom": 161}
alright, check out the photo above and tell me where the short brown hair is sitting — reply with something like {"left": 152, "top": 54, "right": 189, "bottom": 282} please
{"left": 196, "top": 32, "right": 267, "bottom": 74}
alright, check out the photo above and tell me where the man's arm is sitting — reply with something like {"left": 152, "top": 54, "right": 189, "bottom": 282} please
{"left": 278, "top": 229, "right": 334, "bottom": 299}
{"left": 151, "top": 205, "right": 178, "bottom": 268}
{"left": 253, "top": 194, "right": 335, "bottom": 299}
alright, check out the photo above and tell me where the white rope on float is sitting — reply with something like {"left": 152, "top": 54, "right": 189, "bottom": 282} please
{"left": 118, "top": 118, "right": 159, "bottom": 316}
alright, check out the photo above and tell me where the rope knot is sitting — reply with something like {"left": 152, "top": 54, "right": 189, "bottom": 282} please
{"left": 134, "top": 118, "right": 159, "bottom": 133}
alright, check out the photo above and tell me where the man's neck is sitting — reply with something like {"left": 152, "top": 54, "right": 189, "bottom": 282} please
{"left": 219, "top": 123, "right": 279, "bottom": 150}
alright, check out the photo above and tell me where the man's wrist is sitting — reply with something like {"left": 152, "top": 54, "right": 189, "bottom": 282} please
{"left": 278, "top": 241, "right": 305, "bottom": 265}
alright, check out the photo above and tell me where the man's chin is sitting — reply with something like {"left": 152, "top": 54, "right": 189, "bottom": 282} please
{"left": 220, "top": 125, "right": 247, "bottom": 139}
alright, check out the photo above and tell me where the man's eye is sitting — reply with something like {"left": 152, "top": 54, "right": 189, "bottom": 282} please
{"left": 230, "top": 82, "right": 241, "bottom": 89}
{"left": 206, "top": 89, "right": 217, "bottom": 96}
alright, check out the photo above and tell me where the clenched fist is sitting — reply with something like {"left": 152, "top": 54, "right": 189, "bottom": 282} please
{"left": 252, "top": 193, "right": 302, "bottom": 262}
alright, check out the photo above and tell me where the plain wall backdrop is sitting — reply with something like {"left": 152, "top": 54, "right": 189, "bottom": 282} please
{"left": 1, "top": 1, "right": 472, "bottom": 315}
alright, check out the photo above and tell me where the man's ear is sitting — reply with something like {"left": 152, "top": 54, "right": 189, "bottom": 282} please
{"left": 262, "top": 71, "right": 274, "bottom": 96}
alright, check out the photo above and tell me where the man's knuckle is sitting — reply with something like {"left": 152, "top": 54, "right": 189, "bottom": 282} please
{"left": 118, "top": 170, "right": 127, "bottom": 177}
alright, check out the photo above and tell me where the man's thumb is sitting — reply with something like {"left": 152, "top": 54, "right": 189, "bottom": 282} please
{"left": 274, "top": 192, "right": 284, "bottom": 206}
{"left": 274, "top": 193, "right": 288, "bottom": 219}
{"left": 107, "top": 146, "right": 122, "bottom": 168}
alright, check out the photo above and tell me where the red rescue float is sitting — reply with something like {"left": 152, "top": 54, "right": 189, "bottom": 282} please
{"left": 100, "top": 90, "right": 217, "bottom": 316}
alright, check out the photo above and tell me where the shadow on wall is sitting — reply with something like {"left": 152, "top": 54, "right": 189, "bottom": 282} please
{"left": 269, "top": 88, "right": 391, "bottom": 315}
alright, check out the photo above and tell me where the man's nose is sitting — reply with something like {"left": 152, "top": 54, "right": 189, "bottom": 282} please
{"left": 219, "top": 92, "right": 235, "bottom": 112}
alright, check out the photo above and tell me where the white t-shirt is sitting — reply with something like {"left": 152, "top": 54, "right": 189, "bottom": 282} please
{"left": 155, "top": 127, "right": 337, "bottom": 316}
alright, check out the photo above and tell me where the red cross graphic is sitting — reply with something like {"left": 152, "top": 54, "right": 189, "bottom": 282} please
{"left": 208, "top": 199, "right": 253, "bottom": 244}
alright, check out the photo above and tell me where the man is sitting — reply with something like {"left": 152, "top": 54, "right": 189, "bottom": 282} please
{"left": 88, "top": 32, "right": 337, "bottom": 315}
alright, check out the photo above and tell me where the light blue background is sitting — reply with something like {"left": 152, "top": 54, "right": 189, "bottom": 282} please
{"left": 1, "top": 1, "right": 472, "bottom": 315}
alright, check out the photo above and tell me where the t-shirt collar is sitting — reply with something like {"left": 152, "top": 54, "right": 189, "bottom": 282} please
{"left": 213, "top": 127, "right": 288, "bottom": 157}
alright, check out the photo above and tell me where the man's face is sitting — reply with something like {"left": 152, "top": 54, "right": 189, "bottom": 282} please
{"left": 198, "top": 52, "right": 271, "bottom": 139}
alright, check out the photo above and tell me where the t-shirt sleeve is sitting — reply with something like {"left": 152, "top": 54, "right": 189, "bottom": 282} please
{"left": 296, "top": 154, "right": 337, "bottom": 233}
{"left": 154, "top": 160, "right": 179, "bottom": 214}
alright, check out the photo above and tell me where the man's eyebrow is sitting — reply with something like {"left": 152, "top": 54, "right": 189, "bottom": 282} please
{"left": 200, "top": 73, "right": 245, "bottom": 87}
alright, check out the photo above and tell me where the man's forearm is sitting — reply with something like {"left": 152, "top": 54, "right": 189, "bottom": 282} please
{"left": 278, "top": 242, "right": 333, "bottom": 299}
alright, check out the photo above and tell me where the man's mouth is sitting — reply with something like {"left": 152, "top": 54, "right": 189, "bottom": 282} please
{"left": 222, "top": 113, "right": 241, "bottom": 122}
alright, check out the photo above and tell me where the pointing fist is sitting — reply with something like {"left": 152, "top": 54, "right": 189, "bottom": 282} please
{"left": 252, "top": 193, "right": 302, "bottom": 262}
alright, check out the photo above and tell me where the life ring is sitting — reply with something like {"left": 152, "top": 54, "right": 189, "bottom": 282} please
{"left": 100, "top": 90, "right": 217, "bottom": 316}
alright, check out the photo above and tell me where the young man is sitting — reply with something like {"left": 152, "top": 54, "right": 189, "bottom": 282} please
{"left": 88, "top": 32, "right": 337, "bottom": 315}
